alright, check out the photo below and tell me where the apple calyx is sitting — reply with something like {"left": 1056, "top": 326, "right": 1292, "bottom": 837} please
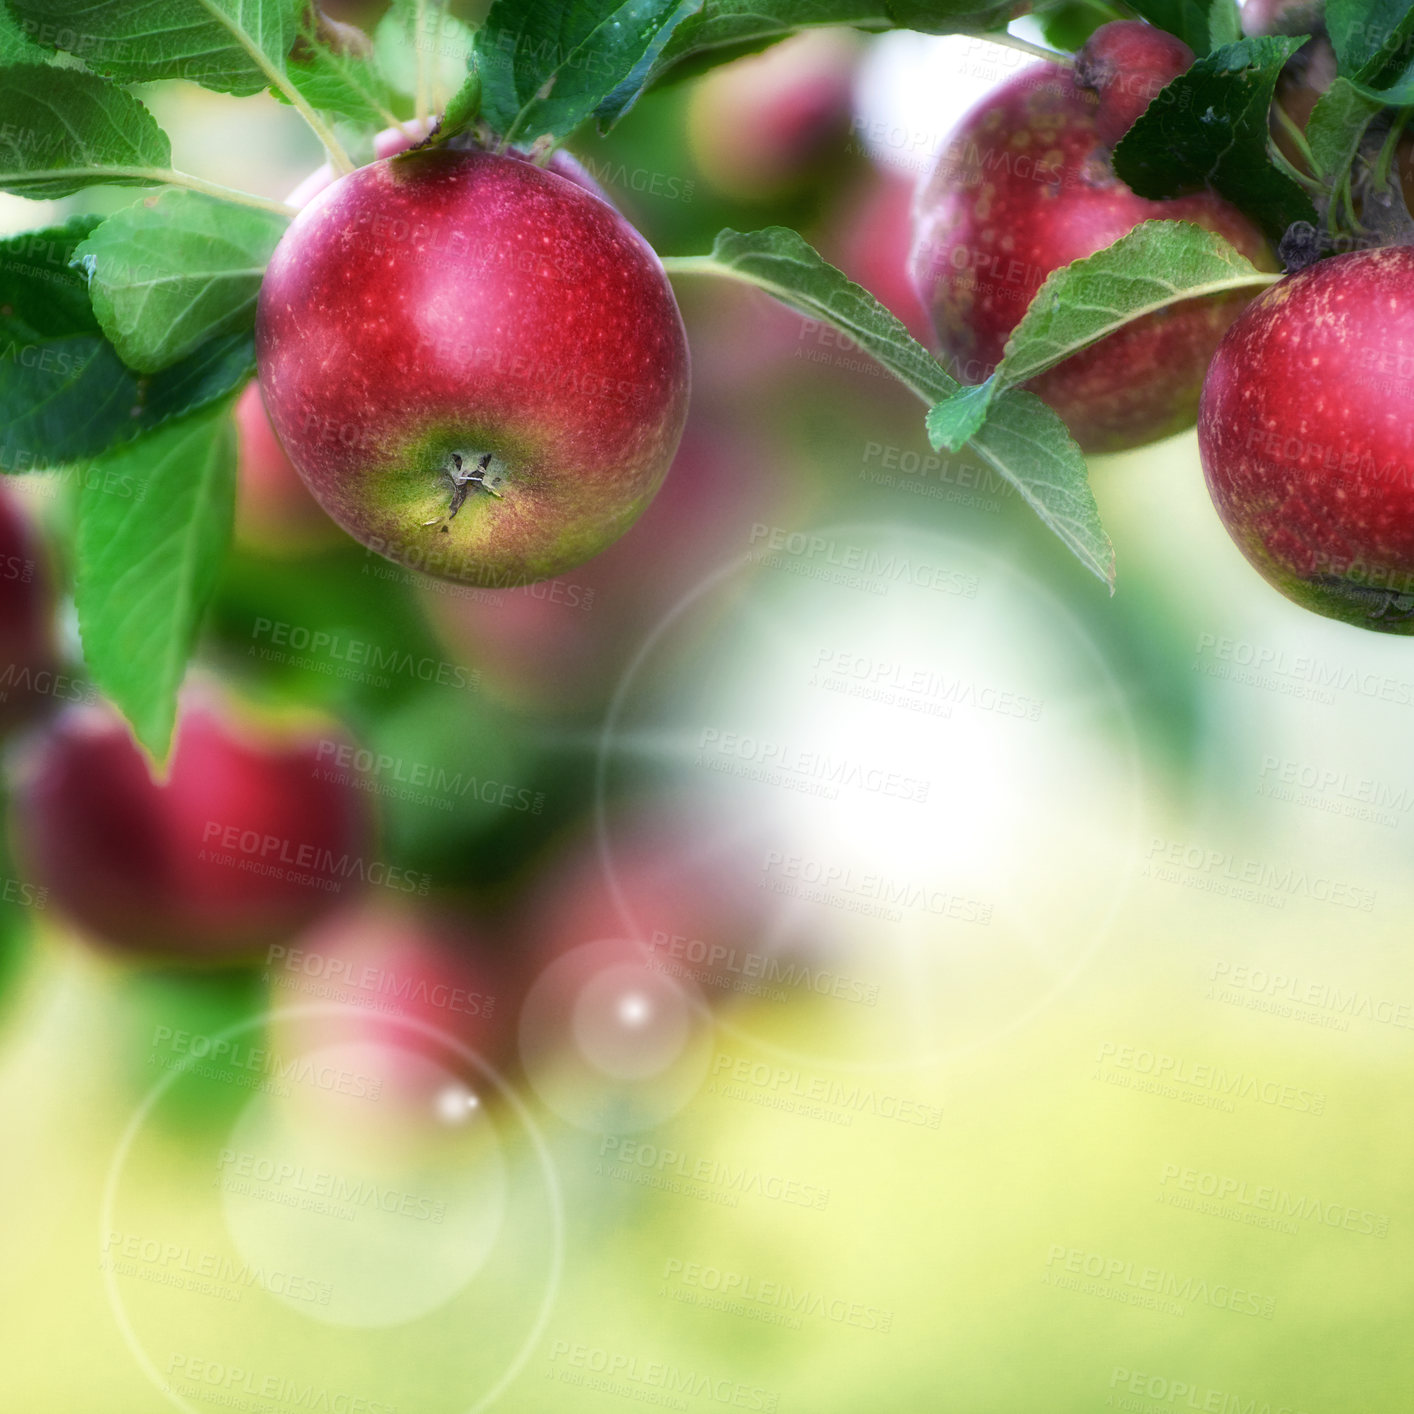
{"left": 423, "top": 450, "right": 507, "bottom": 530}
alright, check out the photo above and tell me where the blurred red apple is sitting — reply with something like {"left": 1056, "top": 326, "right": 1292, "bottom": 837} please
{"left": 0, "top": 483, "right": 57, "bottom": 736}
{"left": 1073, "top": 20, "right": 1194, "bottom": 147}
{"left": 13, "top": 687, "right": 376, "bottom": 959}
{"left": 687, "top": 29, "right": 861, "bottom": 199}
{"left": 265, "top": 897, "right": 508, "bottom": 1094}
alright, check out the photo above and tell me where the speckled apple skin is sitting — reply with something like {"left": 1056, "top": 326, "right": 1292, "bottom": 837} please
{"left": 910, "top": 62, "right": 1272, "bottom": 455}
{"left": 1198, "top": 248, "right": 1414, "bottom": 633}
{"left": 256, "top": 148, "right": 690, "bottom": 587}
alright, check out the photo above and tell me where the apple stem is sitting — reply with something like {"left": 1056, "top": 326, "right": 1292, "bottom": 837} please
{"left": 120, "top": 169, "right": 299, "bottom": 217}
{"left": 963, "top": 30, "right": 1074, "bottom": 66}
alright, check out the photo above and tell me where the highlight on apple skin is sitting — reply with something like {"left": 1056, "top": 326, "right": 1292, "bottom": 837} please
{"left": 1197, "top": 246, "right": 1414, "bottom": 633}
{"left": 255, "top": 147, "right": 691, "bottom": 590}
{"left": 12, "top": 688, "right": 376, "bottom": 959}
{"left": 909, "top": 40, "right": 1272, "bottom": 455}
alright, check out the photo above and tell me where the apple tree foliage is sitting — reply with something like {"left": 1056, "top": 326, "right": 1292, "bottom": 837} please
{"left": 0, "top": 0, "right": 1409, "bottom": 755}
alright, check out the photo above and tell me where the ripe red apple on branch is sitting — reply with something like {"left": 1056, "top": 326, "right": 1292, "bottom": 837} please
{"left": 910, "top": 23, "right": 1272, "bottom": 454}
{"left": 256, "top": 146, "right": 690, "bottom": 588}
{"left": 1198, "top": 246, "right": 1414, "bottom": 632}
{"left": 12, "top": 689, "right": 375, "bottom": 958}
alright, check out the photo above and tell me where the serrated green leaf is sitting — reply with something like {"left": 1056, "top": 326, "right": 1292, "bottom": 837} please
{"left": 76, "top": 402, "right": 236, "bottom": 758}
{"left": 1305, "top": 76, "right": 1383, "bottom": 182}
{"left": 6, "top": 0, "right": 304, "bottom": 96}
{"left": 925, "top": 381, "right": 994, "bottom": 450}
{"left": 1, "top": 217, "right": 255, "bottom": 468}
{"left": 666, "top": 227, "right": 1114, "bottom": 588}
{"left": 472, "top": 0, "right": 703, "bottom": 146}
{"left": 72, "top": 190, "right": 287, "bottom": 374}
{"left": 0, "top": 65, "right": 171, "bottom": 198}
{"left": 1327, "top": 0, "right": 1414, "bottom": 86}
{"left": 1113, "top": 36, "right": 1316, "bottom": 241}
{"left": 928, "top": 220, "right": 1275, "bottom": 449}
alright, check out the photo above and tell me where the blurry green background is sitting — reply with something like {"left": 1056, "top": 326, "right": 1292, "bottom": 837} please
{"left": 2, "top": 7, "right": 1412, "bottom": 1412}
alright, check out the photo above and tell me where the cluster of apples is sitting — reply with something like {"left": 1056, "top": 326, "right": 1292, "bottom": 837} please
{"left": 903, "top": 10, "right": 1414, "bottom": 632}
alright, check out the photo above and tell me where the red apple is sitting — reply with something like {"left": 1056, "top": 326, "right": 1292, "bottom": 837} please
{"left": 0, "top": 483, "right": 56, "bottom": 736}
{"left": 265, "top": 898, "right": 507, "bottom": 1097}
{"left": 910, "top": 60, "right": 1272, "bottom": 454}
{"left": 233, "top": 382, "right": 340, "bottom": 553}
{"left": 12, "top": 688, "right": 376, "bottom": 958}
{"left": 1198, "top": 246, "right": 1414, "bottom": 631}
{"left": 687, "top": 28, "right": 860, "bottom": 199}
{"left": 256, "top": 147, "right": 690, "bottom": 588}
{"left": 1241, "top": 0, "right": 1324, "bottom": 35}
{"left": 1073, "top": 20, "right": 1194, "bottom": 148}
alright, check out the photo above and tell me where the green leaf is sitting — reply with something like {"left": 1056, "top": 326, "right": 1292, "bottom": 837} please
{"left": 0, "top": 217, "right": 255, "bottom": 468}
{"left": 1305, "top": 76, "right": 1384, "bottom": 182}
{"left": 1327, "top": 0, "right": 1414, "bottom": 85}
{"left": 1208, "top": 0, "right": 1241, "bottom": 49}
{"left": 471, "top": 0, "right": 704, "bottom": 147}
{"left": 925, "top": 381, "right": 994, "bottom": 450}
{"left": 283, "top": 32, "right": 400, "bottom": 128}
{"left": 928, "top": 221, "right": 1275, "bottom": 449}
{"left": 665, "top": 227, "right": 1114, "bottom": 589}
{"left": 72, "top": 190, "right": 287, "bottom": 374}
{"left": 968, "top": 394, "right": 1116, "bottom": 591}
{"left": 0, "top": 65, "right": 171, "bottom": 199}
{"left": 0, "top": 4, "right": 49, "bottom": 62}
{"left": 75, "top": 402, "right": 236, "bottom": 759}
{"left": 1113, "top": 36, "right": 1316, "bottom": 241}
{"left": 6, "top": 0, "right": 305, "bottom": 96}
